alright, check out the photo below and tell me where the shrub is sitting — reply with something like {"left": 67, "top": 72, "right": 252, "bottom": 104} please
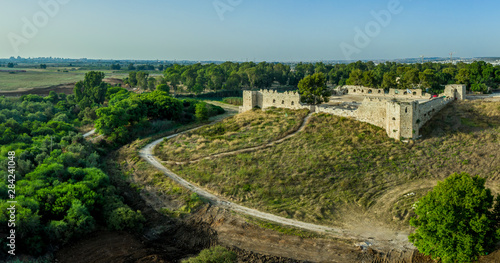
{"left": 222, "top": 97, "right": 243, "bottom": 106}
{"left": 107, "top": 206, "right": 146, "bottom": 231}
{"left": 409, "top": 173, "right": 498, "bottom": 263}
{"left": 182, "top": 246, "right": 237, "bottom": 263}
{"left": 195, "top": 102, "right": 209, "bottom": 121}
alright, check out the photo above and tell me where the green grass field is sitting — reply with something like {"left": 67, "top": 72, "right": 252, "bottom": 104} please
{"left": 163, "top": 101, "right": 500, "bottom": 227}
{"left": 0, "top": 68, "right": 127, "bottom": 91}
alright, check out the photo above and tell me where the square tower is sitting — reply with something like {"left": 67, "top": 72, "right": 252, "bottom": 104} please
{"left": 399, "top": 101, "right": 419, "bottom": 140}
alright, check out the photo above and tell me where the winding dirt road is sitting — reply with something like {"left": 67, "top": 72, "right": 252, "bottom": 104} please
{"left": 138, "top": 104, "right": 414, "bottom": 252}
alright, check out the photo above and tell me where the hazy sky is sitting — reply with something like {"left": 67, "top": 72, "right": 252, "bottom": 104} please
{"left": 1, "top": 0, "right": 498, "bottom": 61}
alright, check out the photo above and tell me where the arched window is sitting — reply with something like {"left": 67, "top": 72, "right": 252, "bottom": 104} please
{"left": 413, "top": 92, "right": 417, "bottom": 96}
{"left": 378, "top": 90, "right": 382, "bottom": 94}
{"left": 273, "top": 99, "right": 276, "bottom": 104}
{"left": 368, "top": 90, "right": 373, "bottom": 94}
{"left": 282, "top": 100, "right": 285, "bottom": 104}
{"left": 405, "top": 107, "right": 408, "bottom": 113}
{"left": 392, "top": 117, "right": 396, "bottom": 121}
{"left": 291, "top": 101, "right": 295, "bottom": 105}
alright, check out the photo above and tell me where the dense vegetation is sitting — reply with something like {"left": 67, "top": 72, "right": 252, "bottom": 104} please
{"left": 155, "top": 108, "right": 309, "bottom": 162}
{"left": 409, "top": 173, "right": 499, "bottom": 263}
{"left": 143, "top": 61, "right": 500, "bottom": 95}
{"left": 3, "top": 60, "right": 499, "bottom": 94}
{"left": 95, "top": 88, "right": 224, "bottom": 144}
{"left": 0, "top": 70, "right": 226, "bottom": 258}
{"left": 0, "top": 94, "right": 144, "bottom": 256}
{"left": 165, "top": 101, "right": 500, "bottom": 226}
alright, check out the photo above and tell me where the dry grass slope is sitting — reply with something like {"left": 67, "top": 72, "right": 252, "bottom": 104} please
{"left": 165, "top": 101, "right": 500, "bottom": 229}
{"left": 155, "top": 108, "right": 309, "bottom": 162}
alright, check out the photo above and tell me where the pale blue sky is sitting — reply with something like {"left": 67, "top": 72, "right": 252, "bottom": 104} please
{"left": 0, "top": 0, "right": 498, "bottom": 61}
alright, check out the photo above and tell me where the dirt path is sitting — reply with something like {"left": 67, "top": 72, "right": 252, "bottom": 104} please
{"left": 163, "top": 113, "right": 313, "bottom": 165}
{"left": 83, "top": 129, "right": 96, "bottom": 138}
{"left": 139, "top": 108, "right": 415, "bottom": 252}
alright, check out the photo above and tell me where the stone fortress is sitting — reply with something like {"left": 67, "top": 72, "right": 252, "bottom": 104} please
{"left": 239, "top": 84, "right": 466, "bottom": 141}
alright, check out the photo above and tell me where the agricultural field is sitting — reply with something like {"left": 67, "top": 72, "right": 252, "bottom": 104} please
{"left": 162, "top": 101, "right": 500, "bottom": 229}
{"left": 0, "top": 67, "right": 126, "bottom": 91}
{"left": 155, "top": 108, "right": 309, "bottom": 162}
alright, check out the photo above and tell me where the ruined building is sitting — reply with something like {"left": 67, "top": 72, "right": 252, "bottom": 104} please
{"left": 239, "top": 85, "right": 466, "bottom": 141}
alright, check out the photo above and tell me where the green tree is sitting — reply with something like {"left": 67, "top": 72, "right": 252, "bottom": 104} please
{"left": 73, "top": 71, "right": 109, "bottom": 109}
{"left": 128, "top": 71, "right": 138, "bottom": 86}
{"left": 401, "top": 68, "right": 420, "bottom": 89}
{"left": 361, "top": 70, "right": 376, "bottom": 87}
{"left": 409, "top": 173, "right": 499, "bottom": 263}
{"left": 298, "top": 73, "right": 330, "bottom": 105}
{"left": 419, "top": 69, "right": 437, "bottom": 89}
{"left": 381, "top": 72, "right": 397, "bottom": 90}
{"left": 136, "top": 71, "right": 149, "bottom": 89}
{"left": 182, "top": 246, "right": 237, "bottom": 263}
{"left": 195, "top": 102, "right": 209, "bottom": 121}
{"left": 346, "top": 69, "right": 363, "bottom": 85}
{"left": 147, "top": 77, "right": 157, "bottom": 90}
{"left": 40, "top": 64, "right": 47, "bottom": 69}
{"left": 156, "top": 84, "right": 170, "bottom": 93}
{"left": 456, "top": 68, "right": 471, "bottom": 87}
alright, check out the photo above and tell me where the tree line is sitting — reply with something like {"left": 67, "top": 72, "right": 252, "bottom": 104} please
{"left": 121, "top": 61, "right": 500, "bottom": 95}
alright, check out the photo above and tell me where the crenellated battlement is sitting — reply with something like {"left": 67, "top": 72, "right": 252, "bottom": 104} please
{"left": 259, "top": 89, "right": 300, "bottom": 96}
{"left": 240, "top": 85, "right": 466, "bottom": 141}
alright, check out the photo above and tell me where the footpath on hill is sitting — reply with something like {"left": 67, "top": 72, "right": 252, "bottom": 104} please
{"left": 139, "top": 102, "right": 416, "bottom": 254}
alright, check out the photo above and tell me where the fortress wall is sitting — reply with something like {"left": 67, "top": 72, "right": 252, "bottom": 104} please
{"left": 386, "top": 102, "right": 402, "bottom": 139}
{"left": 258, "top": 89, "right": 305, "bottom": 110}
{"left": 354, "top": 98, "right": 389, "bottom": 128}
{"left": 316, "top": 98, "right": 388, "bottom": 131}
{"left": 415, "top": 85, "right": 465, "bottom": 129}
{"left": 240, "top": 90, "right": 313, "bottom": 113}
{"left": 400, "top": 101, "right": 419, "bottom": 139}
{"left": 416, "top": 97, "right": 453, "bottom": 129}
{"left": 342, "top": 85, "right": 430, "bottom": 99}
{"left": 315, "top": 105, "right": 357, "bottom": 118}
{"left": 241, "top": 85, "right": 464, "bottom": 141}
{"left": 240, "top": 90, "right": 258, "bottom": 112}
{"left": 343, "top": 85, "right": 386, "bottom": 96}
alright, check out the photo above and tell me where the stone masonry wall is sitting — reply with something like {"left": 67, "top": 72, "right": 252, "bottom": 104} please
{"left": 341, "top": 85, "right": 431, "bottom": 99}
{"left": 416, "top": 97, "right": 453, "bottom": 129}
{"left": 240, "top": 85, "right": 464, "bottom": 141}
